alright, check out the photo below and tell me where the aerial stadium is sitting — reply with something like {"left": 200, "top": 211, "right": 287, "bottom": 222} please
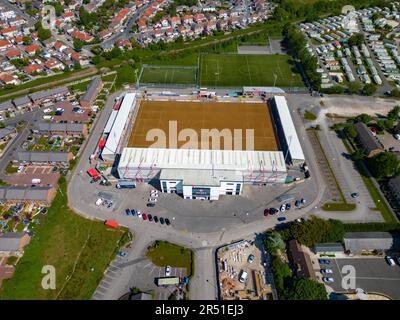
{"left": 99, "top": 92, "right": 305, "bottom": 200}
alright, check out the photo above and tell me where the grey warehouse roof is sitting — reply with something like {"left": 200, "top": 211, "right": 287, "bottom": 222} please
{"left": 354, "top": 122, "right": 382, "bottom": 154}
{"left": 0, "top": 232, "right": 28, "bottom": 252}
{"left": 29, "top": 86, "right": 68, "bottom": 102}
{"left": 80, "top": 76, "right": 102, "bottom": 102}
{"left": 344, "top": 232, "right": 400, "bottom": 253}
{"left": 38, "top": 122, "right": 84, "bottom": 132}
{"left": 13, "top": 96, "right": 31, "bottom": 107}
{"left": 17, "top": 151, "right": 70, "bottom": 162}
{"left": 0, "top": 100, "right": 13, "bottom": 111}
{"left": 0, "top": 186, "right": 53, "bottom": 201}
{"left": 313, "top": 243, "right": 344, "bottom": 253}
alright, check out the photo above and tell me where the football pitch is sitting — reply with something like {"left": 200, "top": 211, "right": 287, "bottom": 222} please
{"left": 139, "top": 65, "right": 198, "bottom": 85}
{"left": 199, "top": 54, "right": 304, "bottom": 88}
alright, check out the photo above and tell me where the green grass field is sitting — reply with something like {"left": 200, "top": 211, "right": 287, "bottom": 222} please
{"left": 199, "top": 53, "right": 304, "bottom": 88}
{"left": 147, "top": 241, "right": 193, "bottom": 277}
{"left": 0, "top": 178, "right": 130, "bottom": 300}
{"left": 139, "top": 66, "right": 198, "bottom": 85}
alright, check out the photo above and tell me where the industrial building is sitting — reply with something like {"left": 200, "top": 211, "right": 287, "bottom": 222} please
{"left": 110, "top": 95, "right": 304, "bottom": 200}
{"left": 343, "top": 232, "right": 400, "bottom": 254}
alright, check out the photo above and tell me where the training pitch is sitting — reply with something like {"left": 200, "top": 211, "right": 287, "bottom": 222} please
{"left": 128, "top": 100, "right": 278, "bottom": 151}
{"left": 199, "top": 53, "right": 304, "bottom": 87}
{"left": 139, "top": 65, "right": 198, "bottom": 85}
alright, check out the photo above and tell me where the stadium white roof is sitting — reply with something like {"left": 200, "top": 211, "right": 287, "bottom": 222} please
{"left": 102, "top": 93, "right": 136, "bottom": 156}
{"left": 118, "top": 147, "right": 287, "bottom": 173}
{"left": 103, "top": 110, "right": 118, "bottom": 134}
{"left": 273, "top": 96, "right": 305, "bottom": 162}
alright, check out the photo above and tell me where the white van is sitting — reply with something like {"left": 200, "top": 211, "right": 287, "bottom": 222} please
{"left": 43, "top": 115, "right": 54, "bottom": 121}
{"left": 239, "top": 270, "right": 248, "bottom": 283}
{"left": 386, "top": 256, "right": 396, "bottom": 266}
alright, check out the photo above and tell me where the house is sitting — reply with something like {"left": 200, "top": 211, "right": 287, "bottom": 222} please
{"left": 80, "top": 76, "right": 103, "bottom": 109}
{"left": 194, "top": 13, "right": 206, "bottom": 23}
{"left": 13, "top": 36, "right": 24, "bottom": 45}
{"left": 0, "top": 126, "right": 16, "bottom": 142}
{"left": 44, "top": 58, "right": 64, "bottom": 71}
{"left": 354, "top": 122, "right": 383, "bottom": 157}
{"left": 0, "top": 233, "right": 31, "bottom": 255}
{"left": 24, "top": 64, "right": 43, "bottom": 75}
{"left": 29, "top": 86, "right": 69, "bottom": 105}
{"left": 343, "top": 232, "right": 400, "bottom": 254}
{"left": 71, "top": 30, "right": 94, "bottom": 43}
{"left": 24, "top": 44, "right": 41, "bottom": 56}
{"left": 5, "top": 49, "right": 23, "bottom": 60}
{"left": 0, "top": 100, "right": 14, "bottom": 114}
{"left": 69, "top": 50, "right": 82, "bottom": 64}
{"left": 99, "top": 29, "right": 113, "bottom": 40}
{"left": 16, "top": 151, "right": 74, "bottom": 163}
{"left": 0, "top": 40, "right": 12, "bottom": 52}
{"left": 0, "top": 73, "right": 20, "bottom": 86}
{"left": 170, "top": 16, "right": 181, "bottom": 28}
{"left": 0, "top": 186, "right": 56, "bottom": 205}
{"left": 288, "top": 240, "right": 317, "bottom": 280}
{"left": 54, "top": 41, "right": 68, "bottom": 52}
{"left": 137, "top": 20, "right": 147, "bottom": 31}
{"left": 62, "top": 11, "right": 75, "bottom": 22}
{"left": 111, "top": 8, "right": 130, "bottom": 29}
{"left": 183, "top": 15, "right": 193, "bottom": 24}
{"left": 206, "top": 20, "right": 217, "bottom": 31}
{"left": 38, "top": 122, "right": 87, "bottom": 137}
{"left": 13, "top": 96, "right": 32, "bottom": 110}
{"left": 0, "top": 26, "right": 18, "bottom": 38}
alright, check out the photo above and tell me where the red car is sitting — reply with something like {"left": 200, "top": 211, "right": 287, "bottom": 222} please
{"left": 142, "top": 213, "right": 147, "bottom": 221}
{"left": 264, "top": 209, "right": 270, "bottom": 216}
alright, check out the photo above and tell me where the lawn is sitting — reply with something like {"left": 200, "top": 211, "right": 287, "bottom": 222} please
{"left": 304, "top": 110, "right": 317, "bottom": 120}
{"left": 139, "top": 65, "right": 198, "bottom": 85}
{"left": 147, "top": 241, "right": 193, "bottom": 277}
{"left": 0, "top": 178, "right": 131, "bottom": 300}
{"left": 199, "top": 53, "right": 304, "bottom": 88}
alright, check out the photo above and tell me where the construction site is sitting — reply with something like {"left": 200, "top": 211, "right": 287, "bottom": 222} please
{"left": 217, "top": 240, "right": 274, "bottom": 300}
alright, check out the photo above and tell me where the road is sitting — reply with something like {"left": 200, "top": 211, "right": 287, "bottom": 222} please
{"left": 65, "top": 89, "right": 400, "bottom": 300}
{"left": 0, "top": 0, "right": 35, "bottom": 26}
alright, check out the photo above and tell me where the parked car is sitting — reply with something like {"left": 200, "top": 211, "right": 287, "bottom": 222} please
{"left": 165, "top": 266, "right": 171, "bottom": 276}
{"left": 319, "top": 259, "right": 331, "bottom": 265}
{"left": 137, "top": 210, "right": 142, "bottom": 218}
{"left": 301, "top": 198, "right": 306, "bottom": 204}
{"left": 130, "top": 209, "right": 136, "bottom": 216}
{"left": 147, "top": 202, "right": 155, "bottom": 207}
{"left": 286, "top": 203, "right": 291, "bottom": 210}
{"left": 386, "top": 256, "right": 396, "bottom": 266}
{"left": 277, "top": 217, "right": 286, "bottom": 222}
{"left": 148, "top": 214, "right": 153, "bottom": 222}
{"left": 154, "top": 216, "right": 159, "bottom": 223}
{"left": 118, "top": 251, "right": 127, "bottom": 258}
{"left": 125, "top": 209, "right": 131, "bottom": 216}
{"left": 270, "top": 208, "right": 279, "bottom": 215}
{"left": 165, "top": 218, "right": 171, "bottom": 226}
{"left": 280, "top": 204, "right": 286, "bottom": 212}
{"left": 295, "top": 200, "right": 301, "bottom": 207}
{"left": 264, "top": 208, "right": 270, "bottom": 216}
{"left": 248, "top": 254, "right": 255, "bottom": 263}
{"left": 321, "top": 269, "right": 333, "bottom": 274}
{"left": 394, "top": 133, "right": 400, "bottom": 140}
{"left": 322, "top": 277, "right": 334, "bottom": 283}
{"left": 351, "top": 192, "right": 360, "bottom": 198}
{"left": 160, "top": 217, "right": 165, "bottom": 225}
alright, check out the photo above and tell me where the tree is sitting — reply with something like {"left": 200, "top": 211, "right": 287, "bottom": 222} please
{"left": 344, "top": 125, "right": 357, "bottom": 139}
{"left": 387, "top": 106, "right": 400, "bottom": 121}
{"left": 22, "top": 36, "right": 31, "bottom": 45}
{"left": 362, "top": 83, "right": 377, "bottom": 96}
{"left": 348, "top": 33, "right": 365, "bottom": 47}
{"left": 287, "top": 217, "right": 331, "bottom": 247}
{"left": 322, "top": 219, "right": 345, "bottom": 243}
{"left": 283, "top": 277, "right": 328, "bottom": 300}
{"left": 347, "top": 82, "right": 361, "bottom": 94}
{"left": 354, "top": 113, "right": 372, "bottom": 124}
{"left": 271, "top": 255, "right": 292, "bottom": 293}
{"left": 367, "top": 152, "right": 400, "bottom": 179}
{"left": 351, "top": 148, "right": 365, "bottom": 161}
{"left": 264, "top": 231, "right": 285, "bottom": 253}
{"left": 73, "top": 39, "right": 84, "bottom": 51}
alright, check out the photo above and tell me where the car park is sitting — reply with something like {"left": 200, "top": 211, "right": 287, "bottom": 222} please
{"left": 322, "top": 277, "right": 334, "bottom": 283}
{"left": 386, "top": 256, "right": 396, "bottom": 266}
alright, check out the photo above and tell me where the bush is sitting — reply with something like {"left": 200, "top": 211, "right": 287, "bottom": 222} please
{"left": 283, "top": 277, "right": 328, "bottom": 300}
